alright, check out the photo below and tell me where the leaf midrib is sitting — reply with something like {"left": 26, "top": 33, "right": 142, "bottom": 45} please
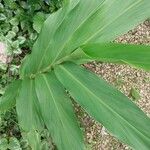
{"left": 59, "top": 65, "right": 150, "bottom": 142}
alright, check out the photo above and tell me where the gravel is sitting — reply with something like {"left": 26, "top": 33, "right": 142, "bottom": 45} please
{"left": 77, "top": 20, "right": 150, "bottom": 150}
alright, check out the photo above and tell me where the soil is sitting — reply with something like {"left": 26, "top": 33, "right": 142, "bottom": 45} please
{"left": 77, "top": 20, "right": 150, "bottom": 150}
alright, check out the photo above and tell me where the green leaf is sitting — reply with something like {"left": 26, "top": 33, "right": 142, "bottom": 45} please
{"left": 130, "top": 87, "right": 141, "bottom": 101}
{"left": 28, "top": 0, "right": 39, "bottom": 5}
{"left": 0, "top": 138, "right": 8, "bottom": 150}
{"left": 82, "top": 43, "right": 150, "bottom": 71}
{"left": 40, "top": 141, "right": 49, "bottom": 150}
{"left": 3, "top": 0, "right": 17, "bottom": 9}
{"left": 18, "top": 36, "right": 26, "bottom": 45}
{"left": 0, "top": 14, "right": 6, "bottom": 21}
{"left": 6, "top": 31, "right": 16, "bottom": 40}
{"left": 10, "top": 18, "right": 19, "bottom": 26}
{"left": 0, "top": 3, "right": 4, "bottom": 11}
{"left": 12, "top": 26, "right": 19, "bottom": 33}
{"left": 26, "top": 131, "right": 41, "bottom": 150}
{"left": 8, "top": 137, "right": 21, "bottom": 150}
{"left": 33, "top": 12, "right": 46, "bottom": 33}
{"left": 63, "top": 0, "right": 70, "bottom": 5}
{"left": 16, "top": 79, "right": 44, "bottom": 131}
{"left": 20, "top": 0, "right": 150, "bottom": 77}
{"left": 54, "top": 62, "right": 150, "bottom": 150}
{"left": 0, "top": 80, "right": 21, "bottom": 112}
{"left": 35, "top": 71, "right": 85, "bottom": 150}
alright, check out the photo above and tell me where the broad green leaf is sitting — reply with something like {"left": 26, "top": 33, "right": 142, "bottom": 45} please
{"left": 55, "top": 62, "right": 150, "bottom": 150}
{"left": 21, "top": 0, "right": 150, "bottom": 77}
{"left": 0, "top": 80, "right": 21, "bottom": 112}
{"left": 35, "top": 72, "right": 85, "bottom": 150}
{"left": 16, "top": 79, "right": 43, "bottom": 131}
{"left": 82, "top": 43, "right": 150, "bottom": 71}
{"left": 63, "top": 0, "right": 70, "bottom": 5}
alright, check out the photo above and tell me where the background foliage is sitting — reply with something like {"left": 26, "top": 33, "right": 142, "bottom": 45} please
{"left": 0, "top": 0, "right": 62, "bottom": 149}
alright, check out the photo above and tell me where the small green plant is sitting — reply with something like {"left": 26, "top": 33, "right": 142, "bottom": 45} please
{"left": 130, "top": 87, "right": 141, "bottom": 101}
{"left": 1, "top": 0, "right": 150, "bottom": 149}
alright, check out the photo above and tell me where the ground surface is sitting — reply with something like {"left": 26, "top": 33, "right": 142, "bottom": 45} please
{"left": 77, "top": 20, "right": 150, "bottom": 150}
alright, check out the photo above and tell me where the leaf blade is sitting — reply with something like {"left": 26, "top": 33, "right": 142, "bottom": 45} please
{"left": 33, "top": 12, "right": 46, "bottom": 33}
{"left": 21, "top": 0, "right": 150, "bottom": 77}
{"left": 26, "top": 131, "right": 41, "bottom": 150}
{"left": 82, "top": 43, "right": 150, "bottom": 70}
{"left": 16, "top": 79, "right": 44, "bottom": 131}
{"left": 55, "top": 62, "right": 150, "bottom": 150}
{"left": 35, "top": 72, "right": 85, "bottom": 150}
{"left": 0, "top": 80, "right": 21, "bottom": 112}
